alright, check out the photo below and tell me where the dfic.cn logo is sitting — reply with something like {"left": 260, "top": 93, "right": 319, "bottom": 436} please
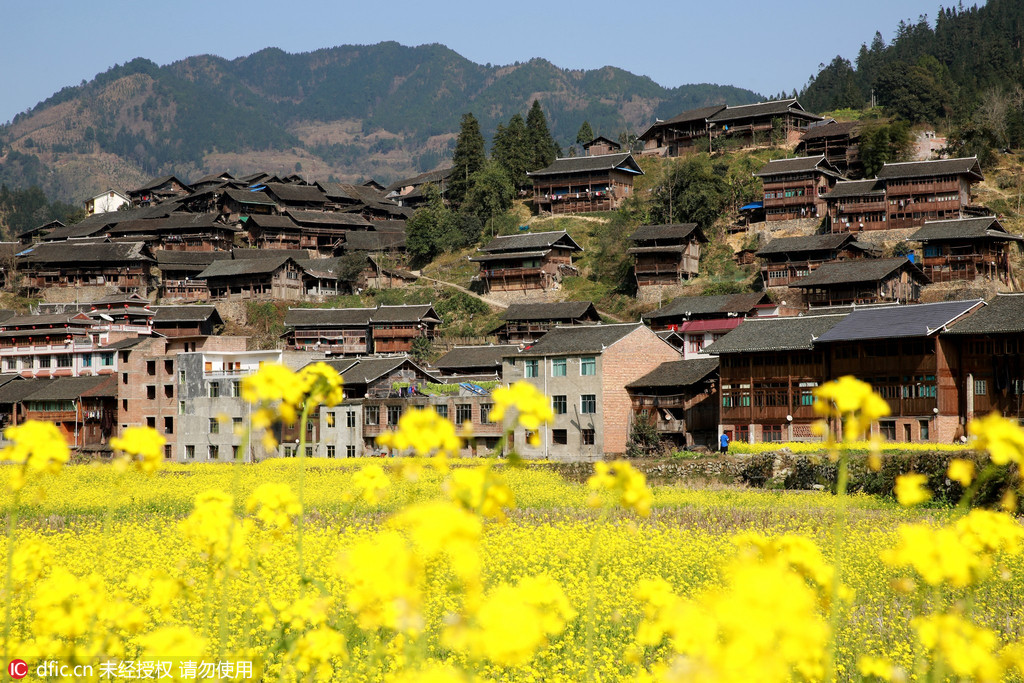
{"left": 7, "top": 659, "right": 28, "bottom": 679}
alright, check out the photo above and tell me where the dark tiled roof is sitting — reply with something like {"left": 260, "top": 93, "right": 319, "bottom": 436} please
{"left": 704, "top": 315, "right": 847, "bottom": 354}
{"left": 196, "top": 255, "right": 292, "bottom": 279}
{"left": 0, "top": 378, "right": 49, "bottom": 403}
{"left": 628, "top": 223, "right": 705, "bottom": 243}
{"left": 527, "top": 153, "right": 643, "bottom": 177}
{"left": 19, "top": 241, "right": 151, "bottom": 264}
{"left": 371, "top": 304, "right": 440, "bottom": 324}
{"left": 823, "top": 179, "right": 885, "bottom": 199}
{"left": 222, "top": 188, "right": 277, "bottom": 206}
{"left": 329, "top": 356, "right": 439, "bottom": 386}
{"left": 645, "top": 292, "right": 769, "bottom": 321}
{"left": 877, "top": 157, "right": 983, "bottom": 181}
{"left": 285, "top": 307, "right": 375, "bottom": 327}
{"left": 756, "top": 232, "right": 857, "bottom": 256}
{"left": 517, "top": 323, "right": 644, "bottom": 355}
{"left": 800, "top": 120, "right": 859, "bottom": 141}
{"left": 22, "top": 375, "right": 117, "bottom": 401}
{"left": 131, "top": 175, "right": 191, "bottom": 193}
{"left": 0, "top": 313, "right": 92, "bottom": 328}
{"left": 755, "top": 155, "right": 842, "bottom": 178}
{"left": 816, "top": 299, "right": 984, "bottom": 342}
{"left": 98, "top": 337, "right": 150, "bottom": 350}
{"left": 909, "top": 217, "right": 1023, "bottom": 242}
{"left": 582, "top": 136, "right": 622, "bottom": 150}
{"left": 626, "top": 357, "right": 719, "bottom": 389}
{"left": 944, "top": 295, "right": 1024, "bottom": 335}
{"left": 231, "top": 248, "right": 301, "bottom": 260}
{"left": 260, "top": 183, "right": 327, "bottom": 204}
{"left": 245, "top": 214, "right": 300, "bottom": 230}
{"left": 286, "top": 210, "right": 372, "bottom": 227}
{"left": 434, "top": 345, "right": 518, "bottom": 371}
{"left": 154, "top": 250, "right": 231, "bottom": 269}
{"left": 152, "top": 306, "right": 222, "bottom": 323}
{"left": 500, "top": 301, "right": 599, "bottom": 322}
{"left": 708, "top": 98, "right": 821, "bottom": 123}
{"left": 790, "top": 258, "right": 928, "bottom": 288}
{"left": 477, "top": 230, "right": 583, "bottom": 254}
{"left": 385, "top": 167, "right": 454, "bottom": 192}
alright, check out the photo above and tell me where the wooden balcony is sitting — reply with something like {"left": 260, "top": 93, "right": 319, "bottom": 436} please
{"left": 766, "top": 194, "right": 818, "bottom": 208}
{"left": 837, "top": 201, "right": 886, "bottom": 213}
{"left": 373, "top": 327, "right": 420, "bottom": 339}
{"left": 885, "top": 181, "right": 960, "bottom": 196}
{"left": 482, "top": 267, "right": 543, "bottom": 279}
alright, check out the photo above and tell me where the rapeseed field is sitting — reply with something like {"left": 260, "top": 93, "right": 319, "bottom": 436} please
{"left": 1, "top": 366, "right": 1023, "bottom": 681}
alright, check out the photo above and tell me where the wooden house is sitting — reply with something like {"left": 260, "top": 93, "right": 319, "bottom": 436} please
{"left": 824, "top": 179, "right": 888, "bottom": 232}
{"left": 582, "top": 136, "right": 622, "bottom": 156}
{"left": 196, "top": 255, "right": 309, "bottom": 301}
{"left": 286, "top": 210, "right": 373, "bottom": 254}
{"left": 796, "top": 121, "right": 861, "bottom": 175}
{"left": 944, "top": 294, "right": 1024, "bottom": 421}
{"left": 283, "top": 304, "right": 440, "bottom": 355}
{"left": 18, "top": 241, "right": 154, "bottom": 294}
{"left": 707, "top": 314, "right": 846, "bottom": 444}
{"left": 17, "top": 220, "right": 63, "bottom": 246}
{"left": 626, "top": 357, "right": 719, "bottom": 449}
{"left": 909, "top": 217, "right": 1023, "bottom": 285}
{"left": 877, "top": 157, "right": 984, "bottom": 230}
{"left": 432, "top": 345, "right": 517, "bottom": 380}
{"left": 383, "top": 168, "right": 454, "bottom": 208}
{"left": 756, "top": 233, "right": 880, "bottom": 287}
{"left": 151, "top": 306, "right": 224, "bottom": 337}
{"left": 491, "top": 301, "right": 601, "bottom": 344}
{"left": 318, "top": 182, "right": 411, "bottom": 219}
{"left": 814, "top": 299, "right": 984, "bottom": 443}
{"left": 790, "top": 257, "right": 929, "bottom": 307}
{"left": 342, "top": 227, "right": 407, "bottom": 255}
{"left": 127, "top": 175, "right": 192, "bottom": 207}
{"left": 258, "top": 183, "right": 328, "bottom": 211}
{"left": 638, "top": 105, "right": 727, "bottom": 157}
{"left": 218, "top": 188, "right": 278, "bottom": 222}
{"left": 17, "top": 375, "right": 117, "bottom": 449}
{"left": 707, "top": 99, "right": 823, "bottom": 148}
{"left": 754, "top": 155, "right": 844, "bottom": 222}
{"left": 154, "top": 250, "right": 231, "bottom": 301}
{"left": 627, "top": 223, "right": 707, "bottom": 287}
{"left": 527, "top": 154, "right": 643, "bottom": 214}
{"left": 644, "top": 293, "right": 773, "bottom": 359}
{"left": 105, "top": 213, "right": 239, "bottom": 251}
{"left": 470, "top": 231, "right": 583, "bottom": 293}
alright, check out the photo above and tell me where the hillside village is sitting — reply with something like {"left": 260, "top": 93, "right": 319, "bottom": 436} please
{"left": 1, "top": 94, "right": 1023, "bottom": 462}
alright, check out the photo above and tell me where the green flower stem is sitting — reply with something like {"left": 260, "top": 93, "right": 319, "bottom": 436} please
{"left": 3, "top": 488, "right": 20, "bottom": 660}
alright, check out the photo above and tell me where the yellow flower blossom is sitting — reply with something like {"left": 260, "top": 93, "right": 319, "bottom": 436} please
{"left": 2, "top": 420, "right": 71, "bottom": 490}
{"left": 914, "top": 613, "right": 1003, "bottom": 681}
{"left": 110, "top": 426, "right": 167, "bottom": 474}
{"left": 947, "top": 457, "right": 975, "bottom": 486}
{"left": 588, "top": 460, "right": 653, "bottom": 516}
{"left": 814, "top": 375, "right": 891, "bottom": 442}
{"left": 337, "top": 530, "right": 423, "bottom": 633}
{"left": 376, "top": 406, "right": 462, "bottom": 459}
{"left": 446, "top": 464, "right": 515, "bottom": 520}
{"left": 969, "top": 412, "right": 1024, "bottom": 465}
{"left": 293, "top": 625, "right": 347, "bottom": 680}
{"left": 489, "top": 381, "right": 555, "bottom": 431}
{"left": 138, "top": 626, "right": 208, "bottom": 659}
{"left": 894, "top": 473, "right": 931, "bottom": 506}
{"left": 246, "top": 482, "right": 302, "bottom": 534}
{"left": 297, "top": 361, "right": 345, "bottom": 409}
{"left": 350, "top": 464, "right": 390, "bottom": 504}
{"left": 179, "top": 489, "right": 249, "bottom": 569}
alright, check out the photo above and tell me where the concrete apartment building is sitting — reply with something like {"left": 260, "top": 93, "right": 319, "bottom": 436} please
{"left": 501, "top": 324, "right": 679, "bottom": 460}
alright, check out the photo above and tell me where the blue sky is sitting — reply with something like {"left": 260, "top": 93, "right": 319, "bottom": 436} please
{"left": 2, "top": 0, "right": 942, "bottom": 125}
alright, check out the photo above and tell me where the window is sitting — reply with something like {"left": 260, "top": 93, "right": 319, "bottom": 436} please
{"left": 763, "top": 425, "right": 784, "bottom": 443}
{"left": 581, "top": 394, "right": 596, "bottom": 414}
{"left": 326, "top": 412, "right": 336, "bottom": 428}
{"left": 164, "top": 445, "right": 172, "bottom": 460}
{"left": 480, "top": 403, "right": 494, "bottom": 424}
{"left": 179, "top": 401, "right": 186, "bottom": 415}
{"left": 146, "top": 386, "right": 156, "bottom": 400}
{"left": 551, "top": 358, "right": 567, "bottom": 376}
{"left": 346, "top": 445, "right": 356, "bottom": 458}
{"left": 146, "top": 417, "right": 155, "bottom": 428}
{"left": 435, "top": 404, "right": 448, "bottom": 419}
{"left": 552, "top": 395, "right": 567, "bottom": 415}
{"left": 5, "top": 358, "right": 16, "bottom": 371}
{"left": 233, "top": 417, "right": 243, "bottom": 431}
{"left": 581, "top": 357, "right": 596, "bottom": 375}
{"left": 38, "top": 355, "right": 51, "bottom": 368}
{"left": 164, "top": 384, "right": 173, "bottom": 399}
{"left": 327, "top": 445, "right": 336, "bottom": 459}
{"left": 552, "top": 429, "right": 568, "bottom": 445}
{"left": 186, "top": 445, "right": 195, "bottom": 460}
{"left": 164, "top": 360, "right": 174, "bottom": 374}
{"left": 209, "top": 418, "right": 219, "bottom": 434}
{"left": 164, "top": 417, "right": 173, "bottom": 435}
{"left": 581, "top": 428, "right": 595, "bottom": 445}
{"left": 346, "top": 411, "right": 356, "bottom": 428}
{"left": 209, "top": 383, "right": 220, "bottom": 398}
{"left": 365, "top": 406, "right": 380, "bottom": 425}
{"left": 305, "top": 446, "right": 313, "bottom": 457}
{"left": 687, "top": 336, "right": 705, "bottom": 354}
{"left": 146, "top": 361, "right": 156, "bottom": 376}
{"left": 231, "top": 380, "right": 241, "bottom": 398}
{"left": 101, "top": 353, "right": 114, "bottom": 366}
{"left": 179, "top": 369, "right": 186, "bottom": 383}
{"left": 879, "top": 421, "right": 897, "bottom": 441}
{"left": 57, "top": 355, "right": 72, "bottom": 368}
{"left": 456, "top": 404, "right": 473, "bottom": 424}
{"left": 525, "top": 359, "right": 539, "bottom": 378}
{"left": 387, "top": 405, "right": 402, "bottom": 426}
{"left": 122, "top": 373, "right": 129, "bottom": 385}
{"left": 209, "top": 445, "right": 219, "bottom": 460}
{"left": 974, "top": 379, "right": 987, "bottom": 396}
{"left": 122, "top": 399, "right": 128, "bottom": 412}
{"left": 233, "top": 445, "right": 241, "bottom": 460}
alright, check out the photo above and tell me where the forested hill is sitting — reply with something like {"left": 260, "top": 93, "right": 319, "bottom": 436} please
{"left": 0, "top": 42, "right": 759, "bottom": 203}
{"left": 800, "top": 0, "right": 1024, "bottom": 124}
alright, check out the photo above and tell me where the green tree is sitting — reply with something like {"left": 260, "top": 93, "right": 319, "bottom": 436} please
{"left": 648, "top": 156, "right": 729, "bottom": 231}
{"left": 576, "top": 121, "right": 594, "bottom": 145}
{"left": 858, "top": 121, "right": 912, "bottom": 177}
{"left": 463, "top": 162, "right": 514, "bottom": 227}
{"left": 405, "top": 184, "right": 448, "bottom": 264}
{"left": 449, "top": 112, "right": 486, "bottom": 208}
{"left": 492, "top": 114, "right": 531, "bottom": 187}
{"left": 526, "top": 100, "right": 559, "bottom": 171}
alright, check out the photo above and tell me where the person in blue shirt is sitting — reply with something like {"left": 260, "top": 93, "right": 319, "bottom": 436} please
{"left": 719, "top": 432, "right": 730, "bottom": 453}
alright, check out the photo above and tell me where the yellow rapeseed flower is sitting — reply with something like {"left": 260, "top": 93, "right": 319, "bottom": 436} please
{"left": 2, "top": 420, "right": 71, "bottom": 490}
{"left": 297, "top": 361, "right": 345, "bottom": 409}
{"left": 895, "top": 473, "right": 931, "bottom": 507}
{"left": 351, "top": 464, "right": 391, "bottom": 504}
{"left": 376, "top": 406, "right": 462, "bottom": 459}
{"left": 337, "top": 530, "right": 424, "bottom": 633}
{"left": 489, "top": 381, "right": 555, "bottom": 431}
{"left": 111, "top": 426, "right": 167, "bottom": 474}
{"left": 446, "top": 464, "right": 515, "bottom": 521}
{"left": 588, "top": 460, "right": 653, "bottom": 516}
{"left": 913, "top": 612, "right": 1003, "bottom": 681}
{"left": 179, "top": 489, "right": 249, "bottom": 569}
{"left": 814, "top": 375, "right": 890, "bottom": 442}
{"left": 245, "top": 482, "right": 302, "bottom": 534}
{"left": 969, "top": 412, "right": 1024, "bottom": 465}
{"left": 947, "top": 458, "right": 975, "bottom": 486}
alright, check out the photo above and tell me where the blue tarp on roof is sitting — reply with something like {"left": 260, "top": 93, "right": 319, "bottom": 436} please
{"left": 739, "top": 202, "right": 764, "bottom": 211}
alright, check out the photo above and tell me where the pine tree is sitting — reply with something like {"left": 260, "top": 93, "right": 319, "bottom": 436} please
{"left": 575, "top": 121, "right": 594, "bottom": 146}
{"left": 526, "top": 100, "right": 559, "bottom": 171}
{"left": 492, "top": 114, "right": 531, "bottom": 187}
{"left": 449, "top": 113, "right": 486, "bottom": 208}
